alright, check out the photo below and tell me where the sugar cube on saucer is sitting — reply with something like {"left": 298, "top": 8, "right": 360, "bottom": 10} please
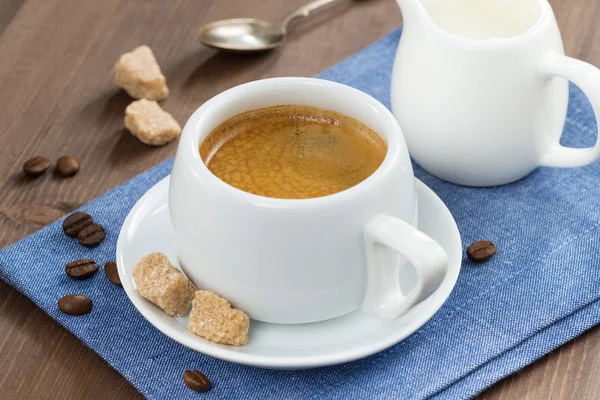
{"left": 133, "top": 252, "right": 195, "bottom": 316}
{"left": 188, "top": 290, "right": 250, "bottom": 346}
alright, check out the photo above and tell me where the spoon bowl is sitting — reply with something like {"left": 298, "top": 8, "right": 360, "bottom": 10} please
{"left": 198, "top": 18, "right": 285, "bottom": 53}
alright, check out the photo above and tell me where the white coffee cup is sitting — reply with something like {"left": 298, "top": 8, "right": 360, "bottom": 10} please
{"left": 169, "top": 77, "right": 448, "bottom": 324}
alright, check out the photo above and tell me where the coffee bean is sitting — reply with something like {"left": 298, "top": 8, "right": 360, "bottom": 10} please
{"left": 77, "top": 223, "right": 106, "bottom": 247}
{"left": 62, "top": 211, "right": 94, "bottom": 237}
{"left": 104, "top": 261, "right": 122, "bottom": 287}
{"left": 58, "top": 294, "right": 92, "bottom": 315}
{"left": 65, "top": 259, "right": 99, "bottom": 280}
{"left": 467, "top": 240, "right": 497, "bottom": 262}
{"left": 23, "top": 156, "right": 50, "bottom": 177}
{"left": 183, "top": 370, "right": 212, "bottom": 392}
{"left": 56, "top": 155, "right": 80, "bottom": 177}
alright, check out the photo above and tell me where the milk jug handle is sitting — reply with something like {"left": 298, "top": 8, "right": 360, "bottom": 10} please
{"left": 539, "top": 54, "right": 600, "bottom": 168}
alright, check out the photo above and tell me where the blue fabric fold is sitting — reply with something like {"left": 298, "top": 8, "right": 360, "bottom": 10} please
{"left": 1, "top": 28, "right": 599, "bottom": 399}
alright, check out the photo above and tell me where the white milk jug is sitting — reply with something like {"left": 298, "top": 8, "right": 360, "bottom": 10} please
{"left": 392, "top": 0, "right": 600, "bottom": 186}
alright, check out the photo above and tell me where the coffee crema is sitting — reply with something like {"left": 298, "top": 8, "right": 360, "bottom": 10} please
{"left": 200, "top": 105, "right": 387, "bottom": 199}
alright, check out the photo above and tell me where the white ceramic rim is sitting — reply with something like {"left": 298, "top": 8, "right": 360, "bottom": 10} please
{"left": 179, "top": 77, "right": 405, "bottom": 211}
{"left": 412, "top": 0, "right": 551, "bottom": 48}
{"left": 117, "top": 177, "right": 461, "bottom": 369}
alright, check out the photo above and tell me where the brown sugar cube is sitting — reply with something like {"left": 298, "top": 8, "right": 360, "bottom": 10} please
{"left": 115, "top": 45, "right": 169, "bottom": 101}
{"left": 125, "top": 99, "right": 181, "bottom": 146}
{"left": 133, "top": 252, "right": 195, "bottom": 316}
{"left": 188, "top": 290, "right": 250, "bottom": 346}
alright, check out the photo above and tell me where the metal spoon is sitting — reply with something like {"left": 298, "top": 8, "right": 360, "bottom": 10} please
{"left": 198, "top": 0, "right": 341, "bottom": 53}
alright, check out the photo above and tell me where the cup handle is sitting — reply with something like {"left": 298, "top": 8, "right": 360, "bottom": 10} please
{"left": 539, "top": 53, "right": 600, "bottom": 168}
{"left": 363, "top": 214, "right": 448, "bottom": 319}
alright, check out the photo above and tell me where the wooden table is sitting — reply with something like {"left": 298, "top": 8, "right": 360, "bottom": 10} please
{"left": 1, "top": 0, "right": 599, "bottom": 398}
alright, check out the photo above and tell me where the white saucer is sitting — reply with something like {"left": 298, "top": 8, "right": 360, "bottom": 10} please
{"left": 116, "top": 177, "right": 461, "bottom": 369}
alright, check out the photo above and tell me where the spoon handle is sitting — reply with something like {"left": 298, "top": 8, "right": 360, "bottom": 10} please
{"left": 278, "top": 0, "right": 341, "bottom": 32}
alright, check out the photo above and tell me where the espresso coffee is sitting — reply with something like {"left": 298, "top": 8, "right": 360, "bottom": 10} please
{"left": 200, "top": 105, "right": 387, "bottom": 199}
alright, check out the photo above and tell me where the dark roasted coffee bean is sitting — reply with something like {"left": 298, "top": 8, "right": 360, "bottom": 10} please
{"left": 183, "top": 370, "right": 212, "bottom": 392}
{"left": 56, "top": 155, "right": 80, "bottom": 177}
{"left": 65, "top": 259, "right": 99, "bottom": 280}
{"left": 467, "top": 240, "right": 497, "bottom": 263}
{"left": 77, "top": 223, "right": 106, "bottom": 247}
{"left": 58, "top": 294, "right": 92, "bottom": 315}
{"left": 104, "top": 261, "right": 122, "bottom": 287}
{"left": 62, "top": 211, "right": 94, "bottom": 237}
{"left": 23, "top": 156, "right": 50, "bottom": 177}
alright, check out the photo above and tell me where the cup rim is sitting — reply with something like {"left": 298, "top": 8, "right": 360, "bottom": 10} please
{"left": 179, "top": 77, "right": 406, "bottom": 210}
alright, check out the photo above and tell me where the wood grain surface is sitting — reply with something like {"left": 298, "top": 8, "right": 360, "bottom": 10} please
{"left": 0, "top": 0, "right": 598, "bottom": 398}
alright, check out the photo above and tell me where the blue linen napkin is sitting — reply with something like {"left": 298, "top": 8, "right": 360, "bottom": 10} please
{"left": 1, "top": 28, "right": 600, "bottom": 399}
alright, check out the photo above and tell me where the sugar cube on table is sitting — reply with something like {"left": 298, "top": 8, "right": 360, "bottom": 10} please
{"left": 115, "top": 45, "right": 169, "bottom": 101}
{"left": 124, "top": 99, "right": 181, "bottom": 146}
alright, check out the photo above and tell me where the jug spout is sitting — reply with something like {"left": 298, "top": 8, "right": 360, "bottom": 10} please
{"left": 396, "top": 0, "right": 422, "bottom": 25}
